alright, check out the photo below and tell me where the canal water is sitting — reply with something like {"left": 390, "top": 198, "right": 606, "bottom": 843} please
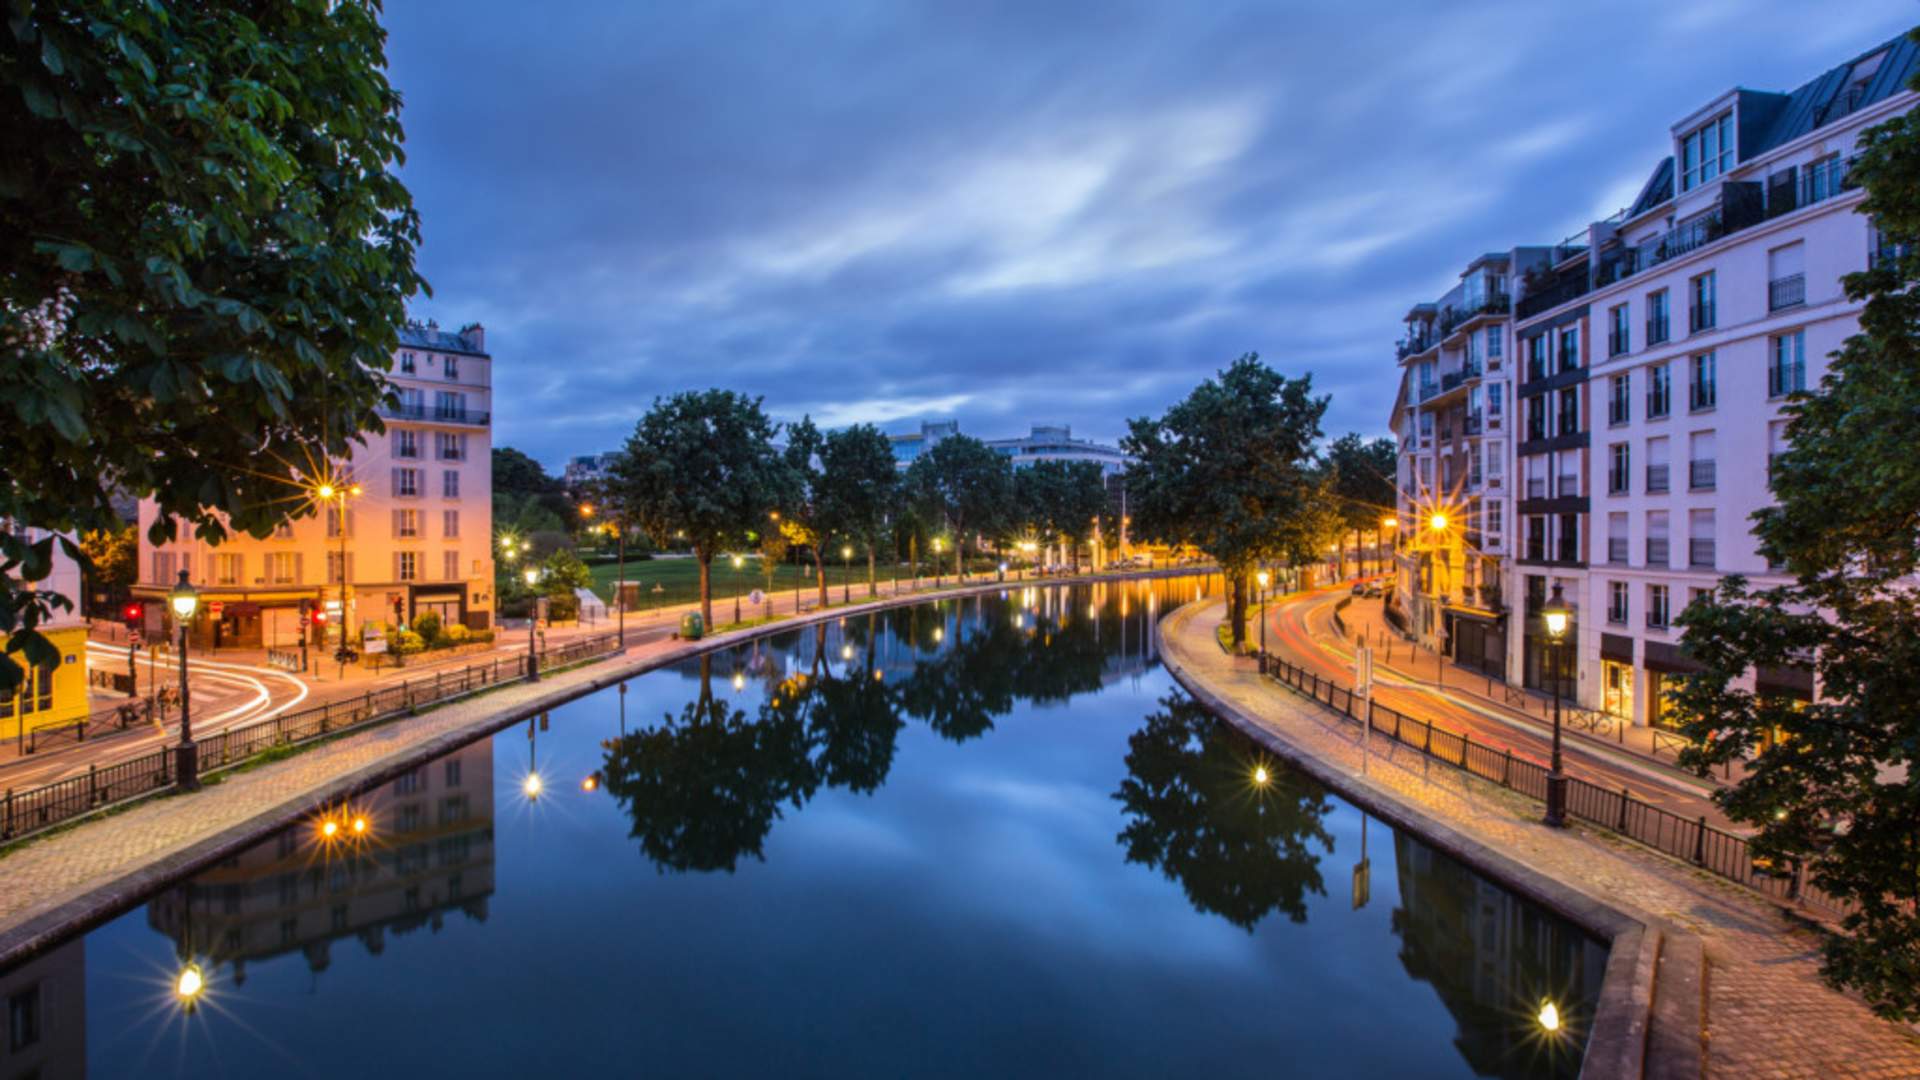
{"left": 4, "top": 578, "right": 1605, "bottom": 1078}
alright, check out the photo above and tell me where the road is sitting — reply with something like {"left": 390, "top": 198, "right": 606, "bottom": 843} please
{"left": 1260, "top": 586, "right": 1741, "bottom": 831}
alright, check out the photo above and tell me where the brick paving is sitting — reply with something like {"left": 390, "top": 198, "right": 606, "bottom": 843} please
{"left": 1162, "top": 598, "right": 1920, "bottom": 1079}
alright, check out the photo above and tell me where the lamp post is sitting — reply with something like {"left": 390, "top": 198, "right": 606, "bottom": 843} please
{"left": 614, "top": 524, "right": 627, "bottom": 647}
{"left": 841, "top": 545, "right": 853, "bottom": 603}
{"left": 167, "top": 571, "right": 200, "bottom": 790}
{"left": 933, "top": 537, "right": 945, "bottom": 589}
{"left": 524, "top": 567, "right": 541, "bottom": 681}
{"left": 1378, "top": 514, "right": 1397, "bottom": 577}
{"left": 1256, "top": 569, "right": 1271, "bottom": 659}
{"left": 732, "top": 554, "right": 745, "bottom": 624}
{"left": 1541, "top": 583, "right": 1572, "bottom": 828}
{"left": 317, "top": 481, "right": 361, "bottom": 674}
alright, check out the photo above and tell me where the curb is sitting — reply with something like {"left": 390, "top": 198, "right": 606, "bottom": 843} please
{"left": 1159, "top": 597, "right": 1705, "bottom": 1080}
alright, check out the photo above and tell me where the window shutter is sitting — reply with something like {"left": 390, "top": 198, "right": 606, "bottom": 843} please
{"left": 392, "top": 510, "right": 402, "bottom": 538}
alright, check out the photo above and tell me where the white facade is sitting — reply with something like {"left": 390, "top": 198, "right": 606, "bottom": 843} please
{"left": 135, "top": 322, "right": 498, "bottom": 646}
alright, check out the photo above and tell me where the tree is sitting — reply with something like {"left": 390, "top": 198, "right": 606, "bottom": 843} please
{"left": 817, "top": 424, "right": 899, "bottom": 597}
{"left": 1121, "top": 354, "right": 1329, "bottom": 646}
{"left": 77, "top": 525, "right": 136, "bottom": 614}
{"left": 780, "top": 416, "right": 831, "bottom": 607}
{"left": 903, "top": 434, "right": 1010, "bottom": 578}
{"left": 539, "top": 548, "right": 592, "bottom": 597}
{"left": 608, "top": 390, "right": 788, "bottom": 628}
{"left": 493, "top": 447, "right": 574, "bottom": 536}
{"left": 1048, "top": 460, "right": 1111, "bottom": 572}
{"left": 1326, "top": 433, "right": 1398, "bottom": 578}
{"left": 0, "top": 1, "right": 425, "bottom": 692}
{"left": 1668, "top": 43, "right": 1920, "bottom": 1021}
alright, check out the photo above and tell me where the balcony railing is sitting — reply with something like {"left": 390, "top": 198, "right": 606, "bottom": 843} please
{"left": 1556, "top": 537, "right": 1579, "bottom": 563}
{"left": 1646, "top": 314, "right": 1670, "bottom": 346}
{"left": 1689, "top": 538, "right": 1716, "bottom": 569}
{"left": 1646, "top": 464, "right": 1670, "bottom": 493}
{"left": 1439, "top": 294, "right": 1512, "bottom": 335}
{"left": 1397, "top": 335, "right": 1436, "bottom": 360}
{"left": 1526, "top": 477, "right": 1547, "bottom": 499}
{"left": 1690, "top": 459, "right": 1716, "bottom": 490}
{"left": 1647, "top": 611, "right": 1670, "bottom": 631}
{"left": 1463, "top": 413, "right": 1483, "bottom": 436}
{"left": 1646, "top": 538, "right": 1670, "bottom": 566}
{"left": 1768, "top": 273, "right": 1805, "bottom": 311}
{"left": 1608, "top": 470, "right": 1628, "bottom": 494}
{"left": 380, "top": 404, "right": 491, "bottom": 426}
{"left": 1516, "top": 270, "right": 1592, "bottom": 321}
{"left": 1418, "top": 381, "right": 1439, "bottom": 402}
{"left": 1608, "top": 538, "right": 1628, "bottom": 564}
{"left": 1769, "top": 360, "right": 1805, "bottom": 399}
{"left": 1688, "top": 302, "right": 1716, "bottom": 334}
{"left": 1607, "top": 329, "right": 1628, "bottom": 356}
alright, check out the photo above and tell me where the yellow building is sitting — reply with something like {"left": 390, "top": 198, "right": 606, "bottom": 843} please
{"left": 1, "top": 527, "right": 92, "bottom": 740}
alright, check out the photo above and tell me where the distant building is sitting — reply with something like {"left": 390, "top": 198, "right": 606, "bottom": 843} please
{"left": 0, "top": 525, "right": 90, "bottom": 740}
{"left": 562, "top": 452, "right": 621, "bottom": 491}
{"left": 134, "top": 320, "right": 499, "bottom": 647}
{"left": 887, "top": 420, "right": 1132, "bottom": 476}
{"left": 888, "top": 420, "right": 962, "bottom": 470}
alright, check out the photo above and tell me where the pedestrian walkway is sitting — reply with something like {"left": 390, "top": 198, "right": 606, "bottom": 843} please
{"left": 1164, "top": 596, "right": 1920, "bottom": 1079}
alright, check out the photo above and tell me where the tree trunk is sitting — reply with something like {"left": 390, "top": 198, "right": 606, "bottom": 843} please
{"left": 867, "top": 547, "right": 877, "bottom": 597}
{"left": 1230, "top": 572, "right": 1247, "bottom": 647}
{"left": 696, "top": 549, "right": 712, "bottom": 629}
{"left": 813, "top": 548, "right": 826, "bottom": 607}
{"left": 955, "top": 536, "right": 964, "bottom": 579}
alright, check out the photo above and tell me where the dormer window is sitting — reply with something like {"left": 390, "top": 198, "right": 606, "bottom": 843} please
{"left": 399, "top": 351, "right": 416, "bottom": 373}
{"left": 1680, "top": 112, "right": 1734, "bottom": 192}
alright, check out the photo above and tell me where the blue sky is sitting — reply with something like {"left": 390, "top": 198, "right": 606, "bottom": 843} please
{"left": 383, "top": 1, "right": 1915, "bottom": 470}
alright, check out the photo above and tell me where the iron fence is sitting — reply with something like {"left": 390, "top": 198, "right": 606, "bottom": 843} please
{"left": 0, "top": 633, "right": 625, "bottom": 846}
{"left": 1253, "top": 647, "right": 1853, "bottom": 918}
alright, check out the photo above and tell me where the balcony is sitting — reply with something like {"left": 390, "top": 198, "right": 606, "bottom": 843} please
{"left": 1689, "top": 459, "right": 1716, "bottom": 490}
{"left": 1647, "top": 611, "right": 1670, "bottom": 631}
{"left": 1556, "top": 537, "right": 1579, "bottom": 564}
{"left": 1689, "top": 538, "right": 1716, "bottom": 569}
{"left": 1439, "top": 294, "right": 1512, "bottom": 336}
{"left": 1418, "top": 381, "right": 1440, "bottom": 402}
{"left": 1463, "top": 412, "right": 1483, "bottom": 436}
{"left": 1646, "top": 464, "right": 1670, "bottom": 493}
{"left": 1768, "top": 273, "right": 1805, "bottom": 311}
{"left": 380, "top": 404, "right": 491, "bottom": 426}
{"left": 1398, "top": 334, "right": 1436, "bottom": 360}
{"left": 1688, "top": 302, "right": 1716, "bottom": 334}
{"left": 1646, "top": 315, "right": 1670, "bottom": 346}
{"left": 1646, "top": 537, "right": 1670, "bottom": 566}
{"left": 1516, "top": 269, "right": 1591, "bottom": 321}
{"left": 1608, "top": 537, "right": 1628, "bottom": 564}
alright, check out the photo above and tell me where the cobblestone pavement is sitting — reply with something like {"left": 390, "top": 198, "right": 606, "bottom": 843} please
{"left": 1162, "top": 598, "right": 1920, "bottom": 1080}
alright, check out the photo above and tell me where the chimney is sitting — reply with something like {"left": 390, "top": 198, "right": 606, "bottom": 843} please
{"left": 461, "top": 322, "right": 485, "bottom": 351}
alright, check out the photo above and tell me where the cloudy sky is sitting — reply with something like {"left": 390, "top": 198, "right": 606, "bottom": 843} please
{"left": 383, "top": 1, "right": 1914, "bottom": 470}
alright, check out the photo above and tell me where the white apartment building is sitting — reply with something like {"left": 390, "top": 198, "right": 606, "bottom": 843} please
{"left": 134, "top": 321, "right": 498, "bottom": 649}
{"left": 1398, "top": 33, "right": 1915, "bottom": 728}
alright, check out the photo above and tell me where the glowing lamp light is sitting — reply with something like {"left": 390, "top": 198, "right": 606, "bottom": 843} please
{"left": 732, "top": 554, "right": 744, "bottom": 569}
{"left": 316, "top": 483, "right": 335, "bottom": 500}
{"left": 841, "top": 546, "right": 852, "bottom": 559}
{"left": 873, "top": 669, "right": 884, "bottom": 682}
{"left": 175, "top": 963, "right": 205, "bottom": 1006}
{"left": 840, "top": 644, "right": 854, "bottom": 661}
{"left": 731, "top": 671, "right": 746, "bottom": 692}
{"left": 1541, "top": 583, "right": 1573, "bottom": 642}
{"left": 1537, "top": 1001, "right": 1561, "bottom": 1033}
{"left": 523, "top": 772, "right": 544, "bottom": 799}
{"left": 167, "top": 571, "right": 199, "bottom": 619}
{"left": 1253, "top": 765, "right": 1270, "bottom": 786}
{"left": 582, "top": 776, "right": 599, "bottom": 792}
{"left": 1256, "top": 570, "right": 1271, "bottom": 589}
{"left": 1380, "top": 515, "right": 1397, "bottom": 530}
{"left": 1428, "top": 512, "right": 1448, "bottom": 532}
{"left": 523, "top": 567, "right": 539, "bottom": 587}
{"left": 931, "top": 627, "right": 944, "bottom": 643}
{"left": 351, "top": 816, "right": 369, "bottom": 836}
{"left": 320, "top": 819, "right": 339, "bottom": 839}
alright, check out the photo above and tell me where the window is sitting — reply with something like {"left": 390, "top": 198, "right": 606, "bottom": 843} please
{"left": 1647, "top": 364, "right": 1671, "bottom": 418}
{"left": 443, "top": 550, "right": 461, "bottom": 581}
{"left": 1646, "top": 289, "right": 1670, "bottom": 345}
{"left": 1, "top": 663, "right": 54, "bottom": 719}
{"left": 1418, "top": 412, "right": 1434, "bottom": 438}
{"left": 400, "top": 351, "right": 420, "bottom": 373}
{"left": 1464, "top": 331, "right": 1479, "bottom": 369}
{"left": 1608, "top": 304, "right": 1629, "bottom": 356}
{"left": 1688, "top": 271, "right": 1716, "bottom": 333}
{"left": 442, "top": 469, "right": 460, "bottom": 498}
{"left": 1607, "top": 512, "right": 1629, "bottom": 565}
{"left": 1679, "top": 111, "right": 1734, "bottom": 191}
{"left": 1770, "top": 330, "right": 1806, "bottom": 398}
{"left": 1646, "top": 436, "right": 1670, "bottom": 493}
{"left": 1527, "top": 334, "right": 1547, "bottom": 382}
{"left": 326, "top": 506, "right": 353, "bottom": 539}
{"left": 1608, "top": 581, "right": 1629, "bottom": 624}
{"left": 1555, "top": 512, "right": 1579, "bottom": 562}
{"left": 1486, "top": 325, "right": 1502, "bottom": 359}
{"left": 1557, "top": 326, "right": 1580, "bottom": 373}
{"left": 1525, "top": 396, "right": 1546, "bottom": 441}
{"left": 442, "top": 510, "right": 459, "bottom": 538}
{"left": 1870, "top": 218, "right": 1914, "bottom": 271}
{"left": 214, "top": 552, "right": 243, "bottom": 585}
{"left": 393, "top": 467, "right": 421, "bottom": 498}
{"left": 273, "top": 521, "right": 294, "bottom": 540}
{"left": 10, "top": 986, "right": 41, "bottom": 1052}
{"left": 393, "top": 509, "right": 420, "bottom": 538}
{"left": 1646, "top": 511, "right": 1670, "bottom": 567}
{"left": 1485, "top": 501, "right": 1503, "bottom": 539}
{"left": 327, "top": 551, "right": 354, "bottom": 584}
{"left": 445, "top": 758, "right": 463, "bottom": 787}
{"left": 1648, "top": 584, "right": 1671, "bottom": 629}
{"left": 1804, "top": 153, "right": 1844, "bottom": 205}
{"left": 445, "top": 355, "right": 460, "bottom": 380}
{"left": 1608, "top": 443, "right": 1630, "bottom": 494}
{"left": 1524, "top": 514, "right": 1547, "bottom": 561}
{"left": 1608, "top": 374, "right": 1630, "bottom": 425}
{"left": 151, "top": 550, "right": 177, "bottom": 585}
{"left": 264, "top": 552, "right": 300, "bottom": 585}
{"left": 434, "top": 391, "right": 468, "bottom": 421}
{"left": 1689, "top": 431, "right": 1716, "bottom": 491}
{"left": 435, "top": 432, "right": 466, "bottom": 461}
{"left": 1556, "top": 387, "right": 1579, "bottom": 436}
{"left": 1768, "top": 242, "right": 1805, "bottom": 311}
{"left": 393, "top": 429, "right": 419, "bottom": 459}
{"left": 1689, "top": 352, "right": 1717, "bottom": 411}
{"left": 398, "top": 386, "right": 424, "bottom": 416}
{"left": 396, "top": 551, "right": 419, "bottom": 581}
{"left": 1690, "top": 508, "right": 1716, "bottom": 568}
{"left": 1488, "top": 383, "right": 1503, "bottom": 417}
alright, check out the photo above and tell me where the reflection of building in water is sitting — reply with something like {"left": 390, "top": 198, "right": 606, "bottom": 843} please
{"left": 146, "top": 739, "right": 495, "bottom": 982}
{"left": 1391, "top": 832, "right": 1607, "bottom": 1078}
{"left": 0, "top": 938, "right": 84, "bottom": 1079}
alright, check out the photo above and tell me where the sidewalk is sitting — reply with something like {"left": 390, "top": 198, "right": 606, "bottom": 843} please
{"left": 1336, "top": 593, "right": 1745, "bottom": 783}
{"left": 1163, "top": 596, "right": 1920, "bottom": 1080}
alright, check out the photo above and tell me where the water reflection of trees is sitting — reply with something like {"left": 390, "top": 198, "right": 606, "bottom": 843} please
{"left": 1113, "top": 694, "right": 1334, "bottom": 929}
{"left": 601, "top": 590, "right": 1136, "bottom": 873}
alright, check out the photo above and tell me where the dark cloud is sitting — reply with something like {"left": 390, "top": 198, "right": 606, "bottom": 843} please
{"left": 384, "top": 0, "right": 1916, "bottom": 467}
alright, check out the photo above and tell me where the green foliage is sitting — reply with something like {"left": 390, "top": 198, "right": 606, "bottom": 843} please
{"left": 391, "top": 631, "right": 425, "bottom": 657}
{"left": 608, "top": 389, "right": 789, "bottom": 626}
{"left": 547, "top": 592, "right": 579, "bottom": 622}
{"left": 1325, "top": 433, "right": 1398, "bottom": 532}
{"left": 77, "top": 525, "right": 137, "bottom": 610}
{"left": 1669, "top": 34, "right": 1920, "bottom": 1021}
{"left": 816, "top": 422, "right": 898, "bottom": 572}
{"left": 903, "top": 434, "right": 1011, "bottom": 574}
{"left": 540, "top": 548, "right": 593, "bottom": 595}
{"left": 781, "top": 415, "right": 830, "bottom": 599}
{"left": 442, "top": 623, "right": 471, "bottom": 645}
{"left": 1013, "top": 459, "right": 1110, "bottom": 567}
{"left": 1122, "top": 354, "right": 1329, "bottom": 643}
{"left": 412, "top": 610, "right": 443, "bottom": 645}
{"left": 0, "top": 1, "right": 424, "bottom": 692}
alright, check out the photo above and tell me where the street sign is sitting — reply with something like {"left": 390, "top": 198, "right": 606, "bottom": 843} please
{"left": 749, "top": 589, "right": 766, "bottom": 605}
{"left": 208, "top": 600, "right": 225, "bottom": 617}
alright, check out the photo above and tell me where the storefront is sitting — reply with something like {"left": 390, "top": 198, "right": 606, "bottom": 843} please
{"left": 1642, "top": 640, "right": 1702, "bottom": 732}
{"left": 1445, "top": 609, "right": 1507, "bottom": 681}
{"left": 1599, "top": 633, "right": 1634, "bottom": 722}
{"left": 131, "top": 586, "right": 321, "bottom": 651}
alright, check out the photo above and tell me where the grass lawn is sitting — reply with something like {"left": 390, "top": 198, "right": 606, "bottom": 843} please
{"left": 583, "top": 553, "right": 1007, "bottom": 609}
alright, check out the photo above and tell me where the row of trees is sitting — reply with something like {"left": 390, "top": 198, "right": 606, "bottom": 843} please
{"left": 595, "top": 389, "right": 1120, "bottom": 628}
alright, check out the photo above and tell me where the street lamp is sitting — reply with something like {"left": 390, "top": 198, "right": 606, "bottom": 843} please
{"left": 1378, "top": 514, "right": 1397, "bottom": 574}
{"left": 1256, "top": 569, "right": 1271, "bottom": 658}
{"left": 523, "top": 566, "right": 542, "bottom": 681}
{"left": 732, "top": 553, "right": 745, "bottom": 624}
{"left": 841, "top": 545, "right": 853, "bottom": 603}
{"left": 933, "top": 537, "right": 945, "bottom": 589}
{"left": 167, "top": 570, "right": 199, "bottom": 790}
{"left": 1541, "top": 583, "right": 1573, "bottom": 828}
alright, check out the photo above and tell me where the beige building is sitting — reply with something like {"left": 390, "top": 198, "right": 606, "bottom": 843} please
{"left": 134, "top": 322, "right": 498, "bottom": 648}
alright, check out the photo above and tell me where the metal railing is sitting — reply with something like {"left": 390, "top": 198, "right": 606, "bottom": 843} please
{"left": 1688, "top": 302, "right": 1716, "bottom": 334}
{"left": 1690, "top": 459, "right": 1716, "bottom": 490}
{"left": 1646, "top": 538, "right": 1670, "bottom": 566}
{"left": 1252, "top": 647, "right": 1847, "bottom": 916}
{"left": 1646, "top": 464, "right": 1670, "bottom": 493}
{"left": 1608, "top": 538, "right": 1629, "bottom": 564}
{"left": 0, "top": 633, "right": 624, "bottom": 845}
{"left": 1768, "top": 273, "right": 1805, "bottom": 311}
{"left": 1646, "top": 315, "right": 1670, "bottom": 346}
{"left": 377, "top": 405, "right": 492, "bottom": 426}
{"left": 1689, "top": 539, "right": 1717, "bottom": 570}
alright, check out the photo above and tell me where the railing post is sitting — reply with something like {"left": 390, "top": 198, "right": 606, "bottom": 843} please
{"left": 1619, "top": 786, "right": 1631, "bottom": 831}
{"left": 1501, "top": 748, "right": 1512, "bottom": 787}
{"left": 88, "top": 764, "right": 98, "bottom": 806}
{"left": 1693, "top": 816, "right": 1708, "bottom": 865}
{"left": 1422, "top": 720, "right": 1432, "bottom": 754}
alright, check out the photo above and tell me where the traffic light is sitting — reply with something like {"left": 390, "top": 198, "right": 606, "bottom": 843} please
{"left": 312, "top": 609, "right": 328, "bottom": 625}
{"left": 122, "top": 602, "right": 144, "bottom": 626}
